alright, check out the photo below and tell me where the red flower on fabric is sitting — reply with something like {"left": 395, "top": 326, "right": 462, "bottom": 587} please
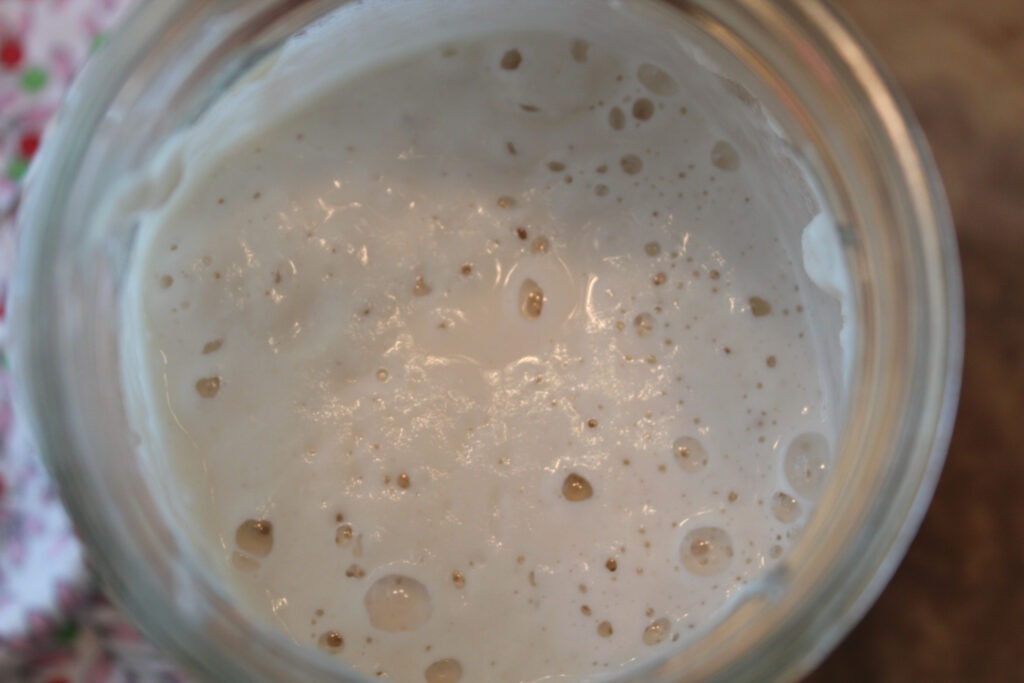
{"left": 0, "top": 37, "right": 23, "bottom": 70}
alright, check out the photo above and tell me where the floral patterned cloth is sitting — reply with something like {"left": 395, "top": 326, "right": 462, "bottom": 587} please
{"left": 0, "top": 1, "right": 190, "bottom": 681}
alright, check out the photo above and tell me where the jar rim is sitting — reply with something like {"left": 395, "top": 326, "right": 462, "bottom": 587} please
{"left": 10, "top": 1, "right": 962, "bottom": 682}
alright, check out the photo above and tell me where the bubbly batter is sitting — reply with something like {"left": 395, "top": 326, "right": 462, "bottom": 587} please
{"left": 119, "top": 3, "right": 845, "bottom": 681}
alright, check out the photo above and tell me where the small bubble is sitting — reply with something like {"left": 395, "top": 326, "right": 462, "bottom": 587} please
{"left": 452, "top": 571, "right": 466, "bottom": 589}
{"left": 318, "top": 630, "right": 344, "bottom": 652}
{"left": 632, "top": 98, "right": 655, "bottom": 121}
{"left": 609, "top": 107, "right": 626, "bottom": 131}
{"left": 520, "top": 279, "right": 545, "bottom": 320}
{"left": 236, "top": 519, "right": 273, "bottom": 558}
{"left": 159, "top": 275, "right": 174, "bottom": 289}
{"left": 680, "top": 527, "right": 733, "bottom": 576}
{"left": 460, "top": 264, "right": 473, "bottom": 276}
{"left": 376, "top": 368, "right": 389, "bottom": 382}
{"left": 571, "top": 39, "right": 590, "bottom": 63}
{"left": 196, "top": 377, "right": 221, "bottom": 398}
{"left": 771, "top": 492, "right": 802, "bottom": 524}
{"left": 605, "top": 558, "right": 617, "bottom": 572}
{"left": 335, "top": 523, "right": 353, "bottom": 547}
{"left": 425, "top": 658, "right": 463, "bottom": 683}
{"left": 581, "top": 605, "right": 592, "bottom": 616}
{"left": 766, "top": 355, "right": 777, "bottom": 368}
{"left": 645, "top": 242, "right": 662, "bottom": 257}
{"left": 620, "top": 154, "right": 643, "bottom": 175}
{"left": 497, "top": 195, "right": 518, "bottom": 209}
{"left": 597, "top": 621, "right": 614, "bottom": 638}
{"left": 346, "top": 564, "right": 367, "bottom": 578}
{"left": 398, "top": 473, "right": 411, "bottom": 489}
{"left": 516, "top": 227, "right": 529, "bottom": 241}
{"left": 634, "top": 313, "right": 655, "bottom": 338}
{"left": 587, "top": 419, "right": 598, "bottom": 429}
{"left": 414, "top": 276, "right": 433, "bottom": 297}
{"left": 364, "top": 575, "right": 432, "bottom": 632}
{"left": 652, "top": 272, "right": 667, "bottom": 286}
{"left": 711, "top": 140, "right": 741, "bottom": 171}
{"left": 595, "top": 184, "right": 609, "bottom": 197}
{"left": 562, "top": 473, "right": 594, "bottom": 502}
{"left": 531, "top": 236, "right": 550, "bottom": 254}
{"left": 547, "top": 161, "right": 566, "bottom": 172}
{"left": 637, "top": 63, "right": 679, "bottom": 95}
{"left": 784, "top": 432, "right": 830, "bottom": 498}
{"left": 749, "top": 296, "right": 772, "bottom": 317}
{"left": 643, "top": 618, "right": 672, "bottom": 646}
{"left": 202, "top": 339, "right": 223, "bottom": 355}
{"left": 500, "top": 49, "right": 522, "bottom": 70}
{"left": 673, "top": 437, "right": 708, "bottom": 473}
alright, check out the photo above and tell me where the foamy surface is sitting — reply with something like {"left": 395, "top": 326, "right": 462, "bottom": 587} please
{"left": 118, "top": 5, "right": 843, "bottom": 681}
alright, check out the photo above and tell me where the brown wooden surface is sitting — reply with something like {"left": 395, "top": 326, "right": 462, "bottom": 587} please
{"left": 807, "top": 1, "right": 1024, "bottom": 681}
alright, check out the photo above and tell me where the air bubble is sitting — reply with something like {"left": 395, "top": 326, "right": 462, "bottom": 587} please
{"left": 597, "top": 621, "right": 613, "bottom": 638}
{"left": 364, "top": 575, "right": 432, "bottom": 632}
{"left": 159, "top": 275, "right": 174, "bottom": 289}
{"left": 749, "top": 296, "right": 772, "bottom": 317}
{"left": 318, "top": 631, "right": 344, "bottom": 652}
{"left": 236, "top": 519, "right": 274, "bottom": 558}
{"left": 784, "top": 432, "right": 830, "bottom": 498}
{"left": 673, "top": 437, "right": 707, "bottom": 472}
{"left": 497, "top": 195, "right": 518, "bottom": 209}
{"left": 571, "top": 39, "right": 590, "bottom": 63}
{"left": 632, "top": 98, "right": 655, "bottom": 121}
{"left": 425, "top": 658, "right": 463, "bottom": 683}
{"left": 376, "top": 368, "right": 389, "bottom": 382}
{"left": 711, "top": 140, "right": 741, "bottom": 172}
{"left": 520, "top": 279, "right": 544, "bottom": 320}
{"left": 609, "top": 107, "right": 626, "bottom": 131}
{"left": 196, "top": 377, "right": 221, "bottom": 398}
{"left": 531, "top": 237, "right": 550, "bottom": 254}
{"left": 452, "top": 571, "right": 466, "bottom": 589}
{"left": 637, "top": 63, "right": 678, "bottom": 96}
{"left": 680, "top": 527, "right": 733, "bottom": 576}
{"left": 644, "top": 242, "right": 662, "bottom": 257}
{"left": 620, "top": 154, "right": 643, "bottom": 175}
{"left": 562, "top": 473, "right": 594, "bottom": 502}
{"left": 771, "top": 492, "right": 801, "bottom": 524}
{"left": 643, "top": 618, "right": 671, "bottom": 645}
{"left": 500, "top": 49, "right": 522, "bottom": 70}
{"left": 335, "top": 523, "right": 353, "bottom": 547}
{"left": 634, "top": 313, "right": 655, "bottom": 338}
{"left": 414, "top": 276, "right": 433, "bottom": 297}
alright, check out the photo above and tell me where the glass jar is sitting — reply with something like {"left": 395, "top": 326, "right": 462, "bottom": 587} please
{"left": 10, "top": 1, "right": 962, "bottom": 682}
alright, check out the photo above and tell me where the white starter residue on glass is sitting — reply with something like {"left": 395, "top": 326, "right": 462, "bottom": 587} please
{"left": 117, "top": 2, "right": 848, "bottom": 682}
